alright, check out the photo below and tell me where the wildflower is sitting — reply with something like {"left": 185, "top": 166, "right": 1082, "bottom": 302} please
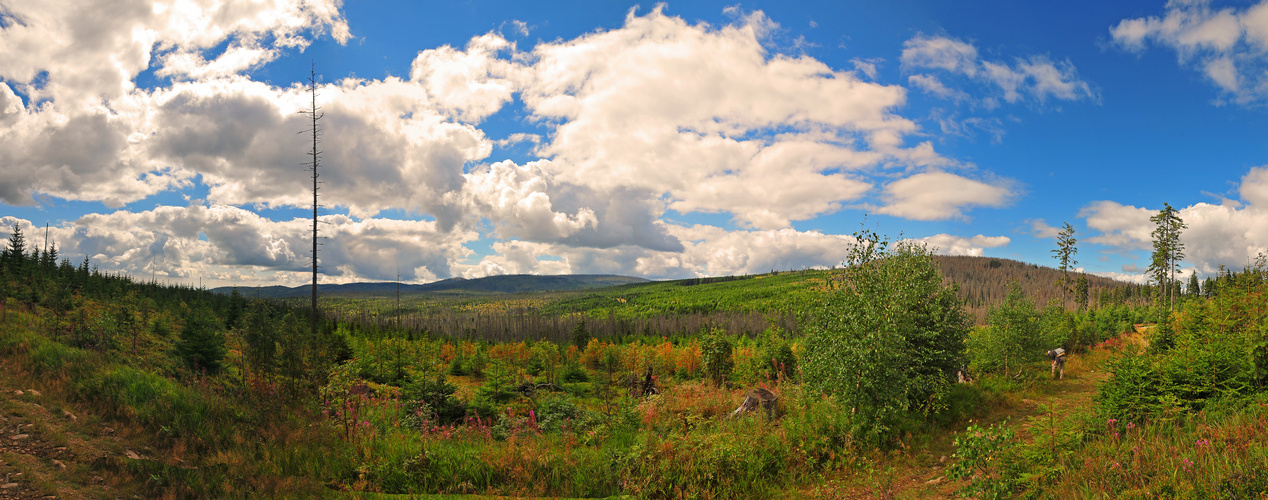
{"left": 1126, "top": 422, "right": 1135, "bottom": 430}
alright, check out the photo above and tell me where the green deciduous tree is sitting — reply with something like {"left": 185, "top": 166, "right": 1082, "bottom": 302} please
{"left": 802, "top": 228, "right": 970, "bottom": 447}
{"left": 969, "top": 282, "right": 1043, "bottom": 375}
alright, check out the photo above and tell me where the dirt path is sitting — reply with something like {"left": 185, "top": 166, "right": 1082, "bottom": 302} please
{"left": 0, "top": 363, "right": 146, "bottom": 500}
{"left": 804, "top": 338, "right": 1130, "bottom": 499}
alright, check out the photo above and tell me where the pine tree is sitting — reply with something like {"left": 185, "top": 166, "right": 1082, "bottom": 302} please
{"left": 176, "top": 306, "right": 227, "bottom": 374}
{"left": 3, "top": 224, "right": 26, "bottom": 272}
{"left": 1051, "top": 222, "right": 1078, "bottom": 307}
{"left": 1148, "top": 203, "right": 1187, "bottom": 310}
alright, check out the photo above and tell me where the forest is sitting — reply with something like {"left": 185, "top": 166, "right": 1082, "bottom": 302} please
{"left": 0, "top": 222, "right": 1266, "bottom": 498}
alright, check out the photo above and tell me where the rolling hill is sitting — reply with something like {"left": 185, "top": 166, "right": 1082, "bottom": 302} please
{"left": 211, "top": 274, "right": 649, "bottom": 298}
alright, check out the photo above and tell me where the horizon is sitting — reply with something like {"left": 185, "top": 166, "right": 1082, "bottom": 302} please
{"left": 2, "top": 1, "right": 1267, "bottom": 289}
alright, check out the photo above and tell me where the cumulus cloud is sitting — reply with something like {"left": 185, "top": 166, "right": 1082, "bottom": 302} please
{"left": 0, "top": 5, "right": 1032, "bottom": 284}
{"left": 911, "top": 233, "right": 1010, "bottom": 256}
{"left": 1079, "top": 167, "right": 1268, "bottom": 276}
{"left": 876, "top": 171, "right": 1015, "bottom": 221}
{"left": 901, "top": 34, "right": 1096, "bottom": 106}
{"left": 517, "top": 6, "right": 950, "bottom": 229}
{"left": 1110, "top": 0, "right": 1268, "bottom": 104}
{"left": 0, "top": 204, "right": 476, "bottom": 288}
{"left": 0, "top": 0, "right": 349, "bottom": 108}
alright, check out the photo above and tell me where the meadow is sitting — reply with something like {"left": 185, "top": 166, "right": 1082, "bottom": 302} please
{"left": 0, "top": 233, "right": 1265, "bottom": 498}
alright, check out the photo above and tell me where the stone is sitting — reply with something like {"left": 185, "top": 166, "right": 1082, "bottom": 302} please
{"left": 13, "top": 390, "right": 22, "bottom": 396}
{"left": 925, "top": 476, "right": 944, "bottom": 485}
{"left": 125, "top": 450, "right": 141, "bottom": 460}
{"left": 62, "top": 410, "right": 76, "bottom": 421}
{"left": 10, "top": 434, "right": 29, "bottom": 440}
{"left": 52, "top": 459, "right": 66, "bottom": 470}
{"left": 27, "top": 390, "right": 40, "bottom": 396}
{"left": 1, "top": 483, "right": 18, "bottom": 489}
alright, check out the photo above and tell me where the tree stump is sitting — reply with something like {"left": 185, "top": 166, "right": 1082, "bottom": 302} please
{"left": 729, "top": 387, "right": 778, "bottom": 420}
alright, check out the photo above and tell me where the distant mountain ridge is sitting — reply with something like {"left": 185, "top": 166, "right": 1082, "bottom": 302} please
{"left": 211, "top": 274, "right": 650, "bottom": 298}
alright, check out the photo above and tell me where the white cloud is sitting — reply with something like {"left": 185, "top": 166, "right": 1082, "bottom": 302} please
{"left": 1092, "top": 270, "right": 1150, "bottom": 285}
{"left": 0, "top": 6, "right": 1037, "bottom": 285}
{"left": 850, "top": 57, "right": 881, "bottom": 80}
{"left": 908, "top": 74, "right": 966, "bottom": 100}
{"left": 901, "top": 34, "right": 1096, "bottom": 106}
{"left": 0, "top": 0, "right": 349, "bottom": 109}
{"left": 517, "top": 6, "right": 941, "bottom": 229}
{"left": 876, "top": 171, "right": 1015, "bottom": 221}
{"left": 1, "top": 204, "right": 476, "bottom": 288}
{"left": 1079, "top": 200, "right": 1155, "bottom": 250}
{"left": 1028, "top": 219, "right": 1062, "bottom": 239}
{"left": 410, "top": 33, "right": 520, "bottom": 123}
{"left": 1110, "top": 0, "right": 1268, "bottom": 104}
{"left": 911, "top": 233, "right": 1010, "bottom": 256}
{"left": 901, "top": 34, "right": 978, "bottom": 76}
{"left": 1080, "top": 167, "right": 1268, "bottom": 276}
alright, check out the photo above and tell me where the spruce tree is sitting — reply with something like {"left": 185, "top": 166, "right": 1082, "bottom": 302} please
{"left": 1148, "top": 203, "right": 1186, "bottom": 310}
{"left": 3, "top": 224, "right": 26, "bottom": 272}
{"left": 176, "top": 307, "right": 227, "bottom": 374}
{"left": 1051, "top": 222, "right": 1077, "bottom": 307}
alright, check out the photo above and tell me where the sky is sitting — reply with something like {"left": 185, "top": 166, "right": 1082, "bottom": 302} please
{"left": 1, "top": 0, "right": 1267, "bottom": 289}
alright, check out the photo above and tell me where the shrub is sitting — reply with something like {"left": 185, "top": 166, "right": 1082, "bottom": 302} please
{"left": 801, "top": 229, "right": 969, "bottom": 447}
{"left": 700, "top": 327, "right": 733, "bottom": 385}
{"left": 402, "top": 373, "right": 466, "bottom": 426}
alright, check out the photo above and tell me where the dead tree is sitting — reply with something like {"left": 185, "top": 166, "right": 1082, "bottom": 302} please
{"left": 300, "top": 67, "right": 323, "bottom": 342}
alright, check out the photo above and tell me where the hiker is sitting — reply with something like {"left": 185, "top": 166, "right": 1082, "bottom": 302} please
{"left": 1046, "top": 348, "right": 1066, "bottom": 380}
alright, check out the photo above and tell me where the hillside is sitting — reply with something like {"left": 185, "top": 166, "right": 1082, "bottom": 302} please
{"left": 934, "top": 256, "right": 1151, "bottom": 321}
{"left": 211, "top": 274, "right": 649, "bottom": 298}
{"left": 305, "top": 256, "right": 1151, "bottom": 343}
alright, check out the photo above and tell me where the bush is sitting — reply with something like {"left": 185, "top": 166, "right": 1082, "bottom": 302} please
{"left": 700, "top": 327, "right": 733, "bottom": 385}
{"left": 1096, "top": 344, "right": 1169, "bottom": 422}
{"left": 801, "top": 229, "right": 969, "bottom": 447}
{"left": 402, "top": 373, "right": 466, "bottom": 426}
{"left": 561, "top": 362, "right": 590, "bottom": 383}
{"left": 754, "top": 327, "right": 797, "bottom": 382}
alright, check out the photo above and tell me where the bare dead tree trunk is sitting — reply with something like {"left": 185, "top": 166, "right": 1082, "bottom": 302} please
{"left": 302, "top": 67, "right": 323, "bottom": 342}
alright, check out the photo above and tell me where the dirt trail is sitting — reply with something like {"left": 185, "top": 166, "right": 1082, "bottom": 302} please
{"left": 0, "top": 363, "right": 145, "bottom": 500}
{"left": 807, "top": 337, "right": 1135, "bottom": 499}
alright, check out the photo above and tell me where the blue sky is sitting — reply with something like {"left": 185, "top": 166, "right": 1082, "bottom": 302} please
{"left": 2, "top": 0, "right": 1267, "bottom": 288}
